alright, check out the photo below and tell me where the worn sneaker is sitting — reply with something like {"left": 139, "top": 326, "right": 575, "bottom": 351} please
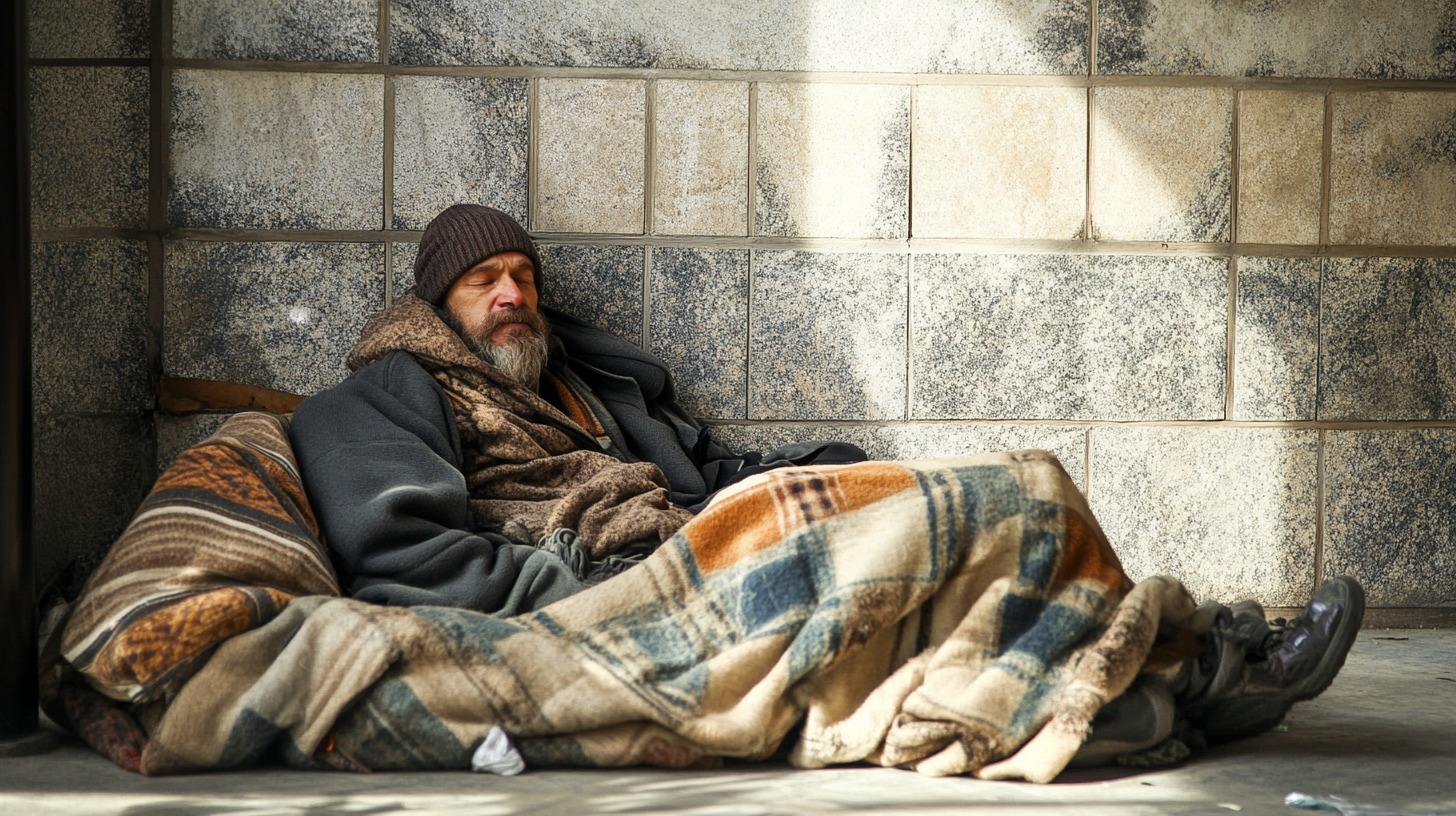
{"left": 1185, "top": 576, "right": 1366, "bottom": 742}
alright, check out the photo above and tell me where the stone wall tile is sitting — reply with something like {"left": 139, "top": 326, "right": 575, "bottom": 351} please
{"left": 31, "top": 240, "right": 151, "bottom": 416}
{"left": 173, "top": 0, "right": 377, "bottom": 61}
{"left": 391, "top": 242, "right": 419, "bottom": 300}
{"left": 1329, "top": 92, "right": 1456, "bottom": 246}
{"left": 537, "top": 79, "right": 644, "bottom": 234}
{"left": 1325, "top": 430, "right": 1456, "bottom": 607}
{"left": 30, "top": 0, "right": 148, "bottom": 59}
{"left": 1090, "top": 427, "right": 1318, "bottom": 607}
{"left": 392, "top": 76, "right": 528, "bottom": 230}
{"left": 653, "top": 80, "right": 748, "bottom": 237}
{"left": 648, "top": 248, "right": 748, "bottom": 420}
{"left": 1237, "top": 90, "right": 1324, "bottom": 245}
{"left": 756, "top": 83, "right": 909, "bottom": 239}
{"left": 1091, "top": 86, "right": 1232, "bottom": 242}
{"left": 389, "top": 0, "right": 1088, "bottom": 74}
{"left": 709, "top": 423, "right": 1087, "bottom": 490}
{"left": 32, "top": 415, "right": 153, "bottom": 590}
{"left": 1099, "top": 0, "right": 1456, "bottom": 79}
{"left": 1320, "top": 257, "right": 1456, "bottom": 420}
{"left": 537, "top": 244, "right": 644, "bottom": 345}
{"left": 749, "top": 251, "right": 906, "bottom": 420}
{"left": 169, "top": 70, "right": 383, "bottom": 230}
{"left": 912, "top": 254, "right": 1227, "bottom": 421}
{"left": 1235, "top": 257, "right": 1319, "bottom": 421}
{"left": 30, "top": 67, "right": 148, "bottom": 231}
{"left": 913, "top": 85, "right": 1086, "bottom": 240}
{"left": 163, "top": 242, "right": 383, "bottom": 397}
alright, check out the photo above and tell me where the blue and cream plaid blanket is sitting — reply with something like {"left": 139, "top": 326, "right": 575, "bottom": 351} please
{"left": 62, "top": 413, "right": 1201, "bottom": 782}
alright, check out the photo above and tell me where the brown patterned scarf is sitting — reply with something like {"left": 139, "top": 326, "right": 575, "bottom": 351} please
{"left": 346, "top": 294, "right": 691, "bottom": 555}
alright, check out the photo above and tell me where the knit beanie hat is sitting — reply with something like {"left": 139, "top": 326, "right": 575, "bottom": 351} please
{"left": 413, "top": 204, "right": 542, "bottom": 306}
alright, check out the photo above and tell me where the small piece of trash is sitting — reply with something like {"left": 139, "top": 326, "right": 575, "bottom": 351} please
{"left": 471, "top": 725, "right": 525, "bottom": 776}
{"left": 1372, "top": 636, "right": 1408, "bottom": 641}
{"left": 1217, "top": 804, "right": 1243, "bottom": 812}
{"left": 1272, "top": 724, "right": 1289, "bottom": 732}
{"left": 1285, "top": 792, "right": 1353, "bottom": 814}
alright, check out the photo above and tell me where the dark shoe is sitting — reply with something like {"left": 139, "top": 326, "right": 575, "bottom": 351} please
{"left": 1184, "top": 576, "right": 1366, "bottom": 742}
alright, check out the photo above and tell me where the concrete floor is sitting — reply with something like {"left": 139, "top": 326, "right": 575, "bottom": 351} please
{"left": 0, "top": 628, "right": 1452, "bottom": 816}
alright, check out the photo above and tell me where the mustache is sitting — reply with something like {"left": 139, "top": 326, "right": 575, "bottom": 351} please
{"left": 473, "top": 307, "right": 549, "bottom": 343}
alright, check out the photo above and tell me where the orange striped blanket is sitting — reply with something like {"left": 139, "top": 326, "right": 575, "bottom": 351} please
{"left": 59, "top": 412, "right": 1202, "bottom": 782}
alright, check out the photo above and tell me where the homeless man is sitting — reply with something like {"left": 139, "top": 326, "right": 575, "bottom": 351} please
{"left": 289, "top": 203, "right": 862, "bottom": 617}
{"left": 287, "top": 203, "right": 1365, "bottom": 758}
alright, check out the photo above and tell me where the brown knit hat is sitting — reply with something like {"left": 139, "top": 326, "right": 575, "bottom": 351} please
{"left": 413, "top": 204, "right": 542, "bottom": 306}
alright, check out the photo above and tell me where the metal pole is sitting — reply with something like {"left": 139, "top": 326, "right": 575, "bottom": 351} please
{"left": 0, "top": 0, "right": 50, "bottom": 755}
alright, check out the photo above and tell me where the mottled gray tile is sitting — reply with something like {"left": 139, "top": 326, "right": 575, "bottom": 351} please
{"left": 1329, "top": 92, "right": 1456, "bottom": 246}
{"left": 749, "top": 251, "right": 906, "bottom": 421}
{"left": 390, "top": 242, "right": 419, "bottom": 301}
{"left": 32, "top": 415, "right": 153, "bottom": 591}
{"left": 1237, "top": 90, "right": 1324, "bottom": 245}
{"left": 1235, "top": 257, "right": 1320, "bottom": 421}
{"left": 173, "top": 0, "right": 377, "bottom": 61}
{"left": 163, "top": 242, "right": 384, "bottom": 397}
{"left": 30, "top": 240, "right": 151, "bottom": 416}
{"left": 756, "top": 83, "right": 909, "bottom": 239}
{"left": 536, "top": 79, "right": 645, "bottom": 235}
{"left": 709, "top": 422, "right": 1088, "bottom": 490}
{"left": 155, "top": 413, "right": 233, "bottom": 471}
{"left": 1320, "top": 257, "right": 1456, "bottom": 420}
{"left": 1089, "top": 427, "right": 1318, "bottom": 607}
{"left": 652, "top": 80, "right": 749, "bottom": 237}
{"left": 913, "top": 85, "right": 1086, "bottom": 240}
{"left": 912, "top": 254, "right": 1227, "bottom": 421}
{"left": 1091, "top": 86, "right": 1232, "bottom": 242}
{"left": 29, "top": 67, "right": 149, "bottom": 231}
{"left": 29, "top": 0, "right": 148, "bottom": 58}
{"left": 170, "top": 70, "right": 383, "bottom": 230}
{"left": 537, "top": 244, "right": 644, "bottom": 345}
{"left": 648, "top": 248, "right": 748, "bottom": 420}
{"left": 1099, "top": 0, "right": 1456, "bottom": 79}
{"left": 1325, "top": 430, "right": 1456, "bottom": 607}
{"left": 392, "top": 76, "right": 528, "bottom": 230}
{"left": 389, "top": 0, "right": 1088, "bottom": 74}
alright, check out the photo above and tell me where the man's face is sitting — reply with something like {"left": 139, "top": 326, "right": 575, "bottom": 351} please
{"left": 442, "top": 251, "right": 551, "bottom": 384}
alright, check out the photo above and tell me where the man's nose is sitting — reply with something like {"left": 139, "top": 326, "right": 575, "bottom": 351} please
{"left": 491, "top": 278, "right": 523, "bottom": 310}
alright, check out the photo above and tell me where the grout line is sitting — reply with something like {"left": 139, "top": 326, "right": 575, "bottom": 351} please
{"left": 1315, "top": 428, "right": 1326, "bottom": 588}
{"left": 1227, "top": 89, "right": 1240, "bottom": 420}
{"left": 644, "top": 79, "right": 655, "bottom": 237}
{"left": 382, "top": 74, "right": 395, "bottom": 300}
{"left": 904, "top": 253, "right": 914, "bottom": 422}
{"left": 641, "top": 245, "right": 652, "bottom": 350}
{"left": 148, "top": 0, "right": 173, "bottom": 437}
{"left": 527, "top": 77, "right": 539, "bottom": 230}
{"left": 378, "top": 0, "right": 389, "bottom": 66}
{"left": 1320, "top": 90, "right": 1334, "bottom": 248}
{"left": 745, "top": 247, "right": 755, "bottom": 419}
{"left": 746, "top": 82, "right": 758, "bottom": 237}
{"left": 379, "top": 0, "right": 392, "bottom": 308}
{"left": 152, "top": 59, "right": 1456, "bottom": 92}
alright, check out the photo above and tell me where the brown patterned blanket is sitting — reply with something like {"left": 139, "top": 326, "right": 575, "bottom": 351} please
{"left": 56, "top": 411, "right": 1203, "bottom": 782}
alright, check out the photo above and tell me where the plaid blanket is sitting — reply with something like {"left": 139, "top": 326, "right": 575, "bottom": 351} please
{"left": 61, "top": 413, "right": 1202, "bottom": 782}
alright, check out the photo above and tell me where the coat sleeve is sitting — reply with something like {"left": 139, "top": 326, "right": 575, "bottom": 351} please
{"left": 289, "top": 351, "right": 586, "bottom": 615}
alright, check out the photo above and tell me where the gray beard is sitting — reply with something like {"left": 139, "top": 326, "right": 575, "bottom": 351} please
{"left": 469, "top": 331, "right": 549, "bottom": 387}
{"left": 442, "top": 308, "right": 552, "bottom": 387}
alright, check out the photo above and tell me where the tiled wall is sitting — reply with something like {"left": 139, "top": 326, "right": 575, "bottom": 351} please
{"left": 28, "top": 0, "right": 1456, "bottom": 622}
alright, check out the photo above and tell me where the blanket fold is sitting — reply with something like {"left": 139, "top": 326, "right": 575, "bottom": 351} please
{"left": 61, "top": 413, "right": 1204, "bottom": 783}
